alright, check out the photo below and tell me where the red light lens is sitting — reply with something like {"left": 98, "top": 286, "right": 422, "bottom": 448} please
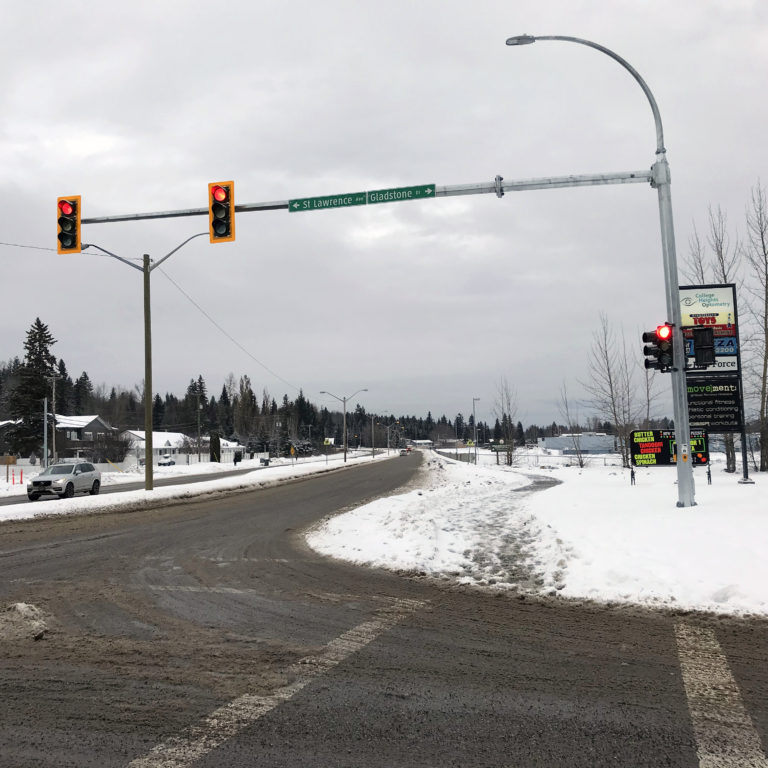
{"left": 656, "top": 325, "right": 672, "bottom": 341}
{"left": 58, "top": 200, "right": 74, "bottom": 215}
{"left": 212, "top": 185, "right": 228, "bottom": 202}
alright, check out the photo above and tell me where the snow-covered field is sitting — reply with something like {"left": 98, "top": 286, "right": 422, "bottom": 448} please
{"left": 2, "top": 449, "right": 766, "bottom": 617}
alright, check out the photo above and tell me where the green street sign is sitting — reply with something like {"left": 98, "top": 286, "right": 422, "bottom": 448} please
{"left": 367, "top": 184, "right": 435, "bottom": 205}
{"left": 289, "top": 191, "right": 367, "bottom": 212}
{"left": 289, "top": 184, "right": 435, "bottom": 213}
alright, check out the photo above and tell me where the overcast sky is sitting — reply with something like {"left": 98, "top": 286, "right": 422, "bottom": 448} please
{"left": 1, "top": 0, "right": 766, "bottom": 427}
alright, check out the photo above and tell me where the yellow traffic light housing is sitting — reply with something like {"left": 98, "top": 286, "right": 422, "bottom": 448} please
{"left": 57, "top": 195, "right": 81, "bottom": 254}
{"left": 208, "top": 181, "right": 235, "bottom": 243}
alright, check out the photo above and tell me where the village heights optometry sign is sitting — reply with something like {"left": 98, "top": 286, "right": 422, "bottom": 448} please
{"left": 679, "top": 283, "right": 745, "bottom": 432}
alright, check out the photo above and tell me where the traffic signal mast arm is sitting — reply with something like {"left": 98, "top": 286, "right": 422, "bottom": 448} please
{"left": 78, "top": 170, "right": 652, "bottom": 225}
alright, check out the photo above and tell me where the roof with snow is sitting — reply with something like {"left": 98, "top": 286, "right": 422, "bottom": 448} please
{"left": 54, "top": 414, "right": 114, "bottom": 430}
{"left": 121, "top": 430, "right": 189, "bottom": 449}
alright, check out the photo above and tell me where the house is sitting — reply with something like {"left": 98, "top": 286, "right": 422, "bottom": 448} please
{"left": 0, "top": 419, "right": 20, "bottom": 456}
{"left": 121, "top": 429, "right": 189, "bottom": 462}
{"left": 55, "top": 414, "right": 121, "bottom": 460}
{"left": 121, "top": 430, "right": 243, "bottom": 464}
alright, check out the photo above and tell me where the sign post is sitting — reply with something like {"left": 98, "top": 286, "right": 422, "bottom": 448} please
{"left": 679, "top": 284, "right": 751, "bottom": 482}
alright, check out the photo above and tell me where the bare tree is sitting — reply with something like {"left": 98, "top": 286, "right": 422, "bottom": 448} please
{"left": 494, "top": 377, "right": 517, "bottom": 465}
{"left": 684, "top": 222, "right": 708, "bottom": 285}
{"left": 580, "top": 314, "right": 640, "bottom": 468}
{"left": 559, "top": 382, "right": 585, "bottom": 468}
{"left": 744, "top": 181, "right": 768, "bottom": 470}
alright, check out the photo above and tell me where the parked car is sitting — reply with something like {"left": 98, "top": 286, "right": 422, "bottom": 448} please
{"left": 27, "top": 462, "right": 101, "bottom": 501}
{"left": 158, "top": 454, "right": 176, "bottom": 466}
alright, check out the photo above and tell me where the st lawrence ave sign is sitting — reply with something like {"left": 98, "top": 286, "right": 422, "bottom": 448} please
{"left": 289, "top": 184, "right": 435, "bottom": 212}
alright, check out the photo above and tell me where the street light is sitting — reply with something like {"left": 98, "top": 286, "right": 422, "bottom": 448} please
{"left": 505, "top": 34, "right": 695, "bottom": 507}
{"left": 472, "top": 397, "right": 480, "bottom": 465}
{"left": 82, "top": 233, "right": 209, "bottom": 491}
{"left": 319, "top": 388, "right": 368, "bottom": 463}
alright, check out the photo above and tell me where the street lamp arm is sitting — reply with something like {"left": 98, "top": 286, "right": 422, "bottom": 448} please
{"left": 506, "top": 34, "right": 665, "bottom": 154}
{"left": 81, "top": 242, "right": 143, "bottom": 272}
{"left": 151, "top": 232, "right": 209, "bottom": 272}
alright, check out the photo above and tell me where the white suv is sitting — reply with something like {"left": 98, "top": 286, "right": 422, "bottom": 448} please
{"left": 27, "top": 462, "right": 101, "bottom": 501}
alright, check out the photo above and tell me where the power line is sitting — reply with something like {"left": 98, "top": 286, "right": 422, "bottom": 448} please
{"left": 157, "top": 267, "right": 301, "bottom": 394}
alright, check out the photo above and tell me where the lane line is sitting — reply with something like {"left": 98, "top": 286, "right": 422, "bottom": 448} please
{"left": 127, "top": 598, "right": 424, "bottom": 768}
{"left": 675, "top": 621, "right": 768, "bottom": 767}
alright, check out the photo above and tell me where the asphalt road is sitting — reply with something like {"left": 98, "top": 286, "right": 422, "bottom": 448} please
{"left": 1, "top": 454, "right": 766, "bottom": 767}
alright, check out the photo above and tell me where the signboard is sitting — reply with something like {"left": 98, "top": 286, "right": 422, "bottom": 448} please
{"left": 289, "top": 191, "right": 367, "bottom": 212}
{"left": 679, "top": 284, "right": 739, "bottom": 373}
{"left": 686, "top": 374, "right": 743, "bottom": 432}
{"left": 631, "top": 430, "right": 709, "bottom": 467}
{"left": 289, "top": 184, "right": 435, "bottom": 213}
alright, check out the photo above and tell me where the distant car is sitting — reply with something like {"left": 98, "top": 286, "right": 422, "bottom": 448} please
{"left": 399, "top": 448, "right": 408, "bottom": 456}
{"left": 158, "top": 454, "right": 176, "bottom": 466}
{"left": 27, "top": 462, "right": 101, "bottom": 501}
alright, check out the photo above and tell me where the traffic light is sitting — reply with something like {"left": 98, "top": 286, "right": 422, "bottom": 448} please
{"left": 692, "top": 326, "right": 716, "bottom": 367}
{"left": 57, "top": 196, "right": 81, "bottom": 254}
{"left": 208, "top": 181, "right": 235, "bottom": 243}
{"left": 642, "top": 323, "right": 674, "bottom": 372}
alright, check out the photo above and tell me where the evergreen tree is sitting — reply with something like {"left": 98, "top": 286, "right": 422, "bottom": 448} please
{"left": 55, "top": 359, "right": 75, "bottom": 415}
{"left": 72, "top": 372, "right": 94, "bottom": 415}
{"left": 153, "top": 393, "right": 165, "bottom": 428}
{"left": 233, "top": 375, "right": 257, "bottom": 442}
{"left": 217, "top": 384, "right": 234, "bottom": 438}
{"left": 8, "top": 318, "right": 58, "bottom": 456}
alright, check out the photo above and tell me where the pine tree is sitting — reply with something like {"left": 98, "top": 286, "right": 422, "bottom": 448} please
{"left": 56, "top": 359, "right": 75, "bottom": 415}
{"left": 73, "top": 372, "right": 94, "bottom": 415}
{"left": 8, "top": 318, "right": 58, "bottom": 456}
{"left": 217, "top": 384, "right": 234, "bottom": 438}
{"left": 153, "top": 393, "right": 165, "bottom": 428}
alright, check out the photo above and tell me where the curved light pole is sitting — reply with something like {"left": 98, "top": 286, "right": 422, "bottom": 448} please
{"left": 320, "top": 388, "right": 368, "bottom": 463}
{"left": 506, "top": 34, "right": 695, "bottom": 507}
{"left": 83, "top": 233, "right": 208, "bottom": 491}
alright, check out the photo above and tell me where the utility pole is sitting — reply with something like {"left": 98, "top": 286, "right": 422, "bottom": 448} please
{"left": 45, "top": 372, "right": 62, "bottom": 466}
{"left": 82, "top": 234, "right": 208, "bottom": 491}
{"left": 196, "top": 388, "right": 202, "bottom": 463}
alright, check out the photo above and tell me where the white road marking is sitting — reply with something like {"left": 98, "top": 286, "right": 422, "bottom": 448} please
{"left": 675, "top": 622, "right": 768, "bottom": 767}
{"left": 127, "top": 598, "right": 424, "bottom": 768}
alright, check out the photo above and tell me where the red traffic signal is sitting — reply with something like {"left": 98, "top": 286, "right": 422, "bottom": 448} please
{"left": 57, "top": 195, "right": 81, "bottom": 254}
{"left": 208, "top": 181, "right": 235, "bottom": 243}
{"left": 642, "top": 323, "right": 674, "bottom": 372}
{"left": 211, "top": 185, "right": 228, "bottom": 203}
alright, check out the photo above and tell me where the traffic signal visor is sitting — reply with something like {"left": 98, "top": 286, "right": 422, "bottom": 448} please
{"left": 57, "top": 195, "right": 81, "bottom": 254}
{"left": 208, "top": 181, "right": 235, "bottom": 243}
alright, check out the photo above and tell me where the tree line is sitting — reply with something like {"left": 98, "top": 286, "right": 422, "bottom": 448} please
{"left": 1, "top": 319, "right": 624, "bottom": 460}
{"left": 3, "top": 181, "right": 765, "bottom": 465}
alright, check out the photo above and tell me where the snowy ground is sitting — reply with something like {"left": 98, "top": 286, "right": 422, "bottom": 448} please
{"left": 309, "top": 450, "right": 768, "bottom": 618}
{"left": 2, "top": 448, "right": 766, "bottom": 617}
